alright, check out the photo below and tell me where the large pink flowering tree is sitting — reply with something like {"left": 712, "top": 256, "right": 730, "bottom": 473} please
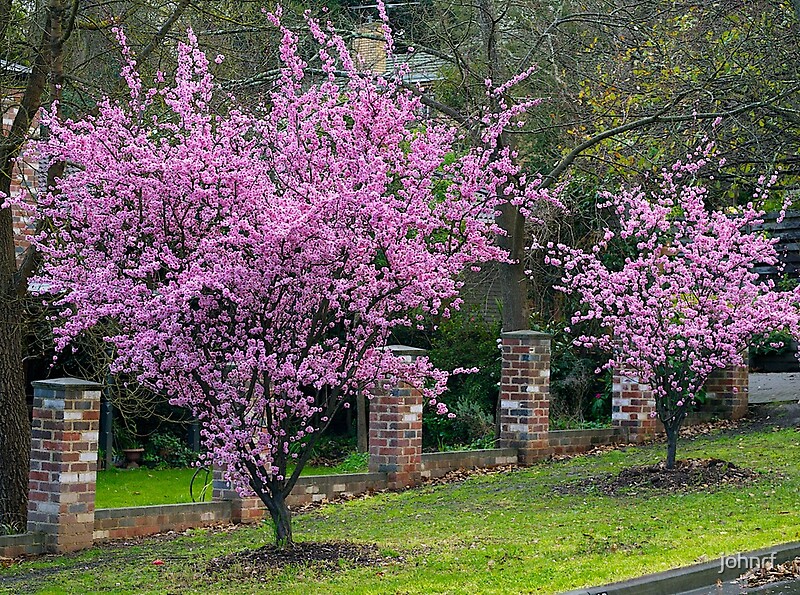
{"left": 23, "top": 13, "right": 552, "bottom": 545}
{"left": 549, "top": 152, "right": 800, "bottom": 468}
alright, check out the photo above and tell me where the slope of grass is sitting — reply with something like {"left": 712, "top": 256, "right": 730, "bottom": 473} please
{"left": 4, "top": 424, "right": 800, "bottom": 594}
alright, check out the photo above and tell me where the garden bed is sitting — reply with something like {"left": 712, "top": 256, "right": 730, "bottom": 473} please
{"left": 558, "top": 457, "right": 761, "bottom": 496}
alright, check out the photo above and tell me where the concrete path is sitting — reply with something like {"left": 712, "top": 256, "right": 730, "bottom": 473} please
{"left": 749, "top": 373, "right": 800, "bottom": 404}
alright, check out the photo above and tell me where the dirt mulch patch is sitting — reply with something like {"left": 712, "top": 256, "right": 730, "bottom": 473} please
{"left": 557, "top": 458, "right": 760, "bottom": 496}
{"left": 739, "top": 557, "right": 800, "bottom": 588}
{"left": 206, "top": 540, "right": 391, "bottom": 575}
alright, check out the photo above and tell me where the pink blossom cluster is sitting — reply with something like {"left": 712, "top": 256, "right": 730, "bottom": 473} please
{"left": 22, "top": 14, "right": 553, "bottom": 499}
{"left": 549, "top": 154, "right": 800, "bottom": 427}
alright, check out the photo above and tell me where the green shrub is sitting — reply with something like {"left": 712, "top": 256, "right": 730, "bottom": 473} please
{"left": 112, "top": 419, "right": 142, "bottom": 451}
{"left": 424, "top": 394, "right": 496, "bottom": 451}
{"left": 422, "top": 309, "right": 501, "bottom": 450}
{"left": 750, "top": 328, "right": 796, "bottom": 356}
{"left": 304, "top": 434, "right": 357, "bottom": 467}
{"left": 0, "top": 518, "right": 24, "bottom": 536}
{"left": 541, "top": 325, "right": 611, "bottom": 428}
{"left": 143, "top": 431, "right": 198, "bottom": 469}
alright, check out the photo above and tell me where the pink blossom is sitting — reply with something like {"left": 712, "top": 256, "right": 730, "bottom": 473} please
{"left": 550, "top": 149, "right": 800, "bottom": 462}
{"left": 23, "top": 14, "right": 554, "bottom": 529}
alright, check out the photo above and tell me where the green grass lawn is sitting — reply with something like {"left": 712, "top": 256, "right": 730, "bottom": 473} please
{"left": 96, "top": 467, "right": 199, "bottom": 508}
{"left": 3, "top": 423, "right": 800, "bottom": 594}
{"left": 95, "top": 454, "right": 370, "bottom": 509}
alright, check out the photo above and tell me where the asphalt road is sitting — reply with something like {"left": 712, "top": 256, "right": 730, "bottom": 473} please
{"left": 749, "top": 372, "right": 800, "bottom": 404}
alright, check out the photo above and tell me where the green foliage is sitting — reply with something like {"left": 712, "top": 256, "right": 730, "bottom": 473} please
{"left": 433, "top": 433, "right": 498, "bottom": 452}
{"left": 424, "top": 395, "right": 496, "bottom": 451}
{"left": 0, "top": 519, "right": 24, "bottom": 536}
{"left": 760, "top": 193, "right": 800, "bottom": 213}
{"left": 112, "top": 419, "right": 142, "bottom": 451}
{"left": 539, "top": 324, "right": 612, "bottom": 428}
{"left": 305, "top": 435, "right": 358, "bottom": 467}
{"left": 775, "top": 274, "right": 799, "bottom": 292}
{"left": 751, "top": 329, "right": 796, "bottom": 356}
{"left": 430, "top": 311, "right": 501, "bottom": 411}
{"left": 143, "top": 431, "right": 198, "bottom": 469}
{"left": 423, "top": 310, "right": 501, "bottom": 450}
{"left": 590, "top": 369, "right": 614, "bottom": 423}
{"left": 549, "top": 418, "right": 612, "bottom": 431}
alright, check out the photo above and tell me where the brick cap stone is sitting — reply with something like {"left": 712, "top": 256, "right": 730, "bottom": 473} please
{"left": 383, "top": 345, "right": 427, "bottom": 357}
{"left": 32, "top": 377, "right": 103, "bottom": 391}
{"left": 501, "top": 330, "right": 552, "bottom": 339}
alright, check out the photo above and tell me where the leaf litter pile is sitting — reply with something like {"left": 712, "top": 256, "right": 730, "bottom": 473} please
{"left": 206, "top": 541, "right": 393, "bottom": 576}
{"left": 739, "top": 557, "right": 800, "bottom": 588}
{"left": 558, "top": 458, "right": 760, "bottom": 496}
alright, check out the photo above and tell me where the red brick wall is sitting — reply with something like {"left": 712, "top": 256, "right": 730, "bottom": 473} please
{"left": 211, "top": 468, "right": 265, "bottom": 524}
{"left": 0, "top": 532, "right": 46, "bottom": 557}
{"left": 705, "top": 365, "right": 749, "bottom": 420}
{"left": 419, "top": 449, "right": 518, "bottom": 479}
{"left": 287, "top": 472, "right": 388, "bottom": 506}
{"left": 93, "top": 502, "right": 232, "bottom": 542}
{"left": 5, "top": 338, "right": 696, "bottom": 559}
{"left": 549, "top": 428, "right": 627, "bottom": 455}
{"left": 612, "top": 364, "right": 750, "bottom": 441}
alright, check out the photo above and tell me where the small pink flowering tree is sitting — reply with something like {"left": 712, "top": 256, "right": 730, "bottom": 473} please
{"left": 549, "top": 152, "right": 800, "bottom": 468}
{"left": 25, "top": 13, "right": 552, "bottom": 546}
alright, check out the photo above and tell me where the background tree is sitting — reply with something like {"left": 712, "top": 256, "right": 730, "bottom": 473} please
{"left": 350, "top": 0, "right": 800, "bottom": 330}
{"left": 0, "top": 0, "right": 86, "bottom": 532}
{"left": 25, "top": 15, "right": 555, "bottom": 545}
{"left": 550, "top": 150, "right": 800, "bottom": 468}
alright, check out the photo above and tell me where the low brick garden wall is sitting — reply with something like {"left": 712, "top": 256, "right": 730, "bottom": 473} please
{"left": 420, "top": 448, "right": 518, "bottom": 479}
{"left": 93, "top": 501, "right": 232, "bottom": 542}
{"left": 1, "top": 337, "right": 749, "bottom": 557}
{"left": 287, "top": 472, "right": 388, "bottom": 507}
{"left": 0, "top": 532, "right": 46, "bottom": 558}
{"left": 549, "top": 428, "right": 627, "bottom": 456}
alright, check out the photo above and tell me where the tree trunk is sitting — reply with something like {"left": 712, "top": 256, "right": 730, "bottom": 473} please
{"left": 356, "top": 390, "right": 368, "bottom": 453}
{"left": 665, "top": 424, "right": 679, "bottom": 469}
{"left": 477, "top": 0, "right": 530, "bottom": 333}
{"left": 0, "top": 0, "right": 193, "bottom": 531}
{"left": 496, "top": 201, "right": 530, "bottom": 331}
{"left": 267, "top": 491, "right": 293, "bottom": 548}
{"left": 0, "top": 1, "right": 59, "bottom": 529}
{"left": 0, "top": 209, "right": 30, "bottom": 531}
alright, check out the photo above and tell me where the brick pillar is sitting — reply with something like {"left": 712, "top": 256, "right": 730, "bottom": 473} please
{"left": 612, "top": 371, "right": 659, "bottom": 443}
{"left": 498, "top": 330, "right": 551, "bottom": 464}
{"left": 212, "top": 469, "right": 265, "bottom": 523}
{"left": 369, "top": 345, "right": 424, "bottom": 490}
{"left": 28, "top": 378, "right": 102, "bottom": 553}
{"left": 704, "top": 364, "right": 749, "bottom": 420}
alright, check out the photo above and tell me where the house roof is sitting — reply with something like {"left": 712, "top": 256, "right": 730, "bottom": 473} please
{"left": 0, "top": 59, "right": 32, "bottom": 76}
{"left": 386, "top": 51, "right": 448, "bottom": 84}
